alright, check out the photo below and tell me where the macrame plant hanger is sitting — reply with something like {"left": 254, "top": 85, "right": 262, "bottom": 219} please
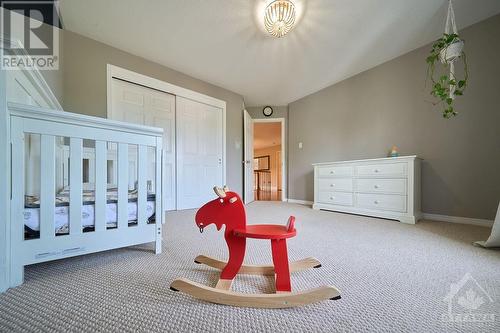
{"left": 444, "top": 0, "right": 459, "bottom": 99}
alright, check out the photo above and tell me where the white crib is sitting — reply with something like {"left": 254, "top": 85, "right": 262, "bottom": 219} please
{"left": 8, "top": 102, "right": 164, "bottom": 288}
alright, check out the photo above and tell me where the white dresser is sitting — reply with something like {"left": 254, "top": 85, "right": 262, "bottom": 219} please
{"left": 312, "top": 156, "right": 421, "bottom": 224}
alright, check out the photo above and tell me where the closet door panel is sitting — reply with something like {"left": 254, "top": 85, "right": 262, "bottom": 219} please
{"left": 110, "top": 78, "right": 176, "bottom": 210}
{"left": 144, "top": 88, "right": 176, "bottom": 211}
{"left": 176, "top": 97, "right": 223, "bottom": 210}
{"left": 110, "top": 79, "right": 145, "bottom": 123}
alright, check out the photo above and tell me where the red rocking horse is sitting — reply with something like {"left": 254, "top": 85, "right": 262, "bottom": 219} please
{"left": 170, "top": 186, "right": 341, "bottom": 308}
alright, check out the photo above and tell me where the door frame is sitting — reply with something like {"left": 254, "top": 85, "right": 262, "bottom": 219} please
{"left": 243, "top": 109, "right": 254, "bottom": 204}
{"left": 106, "top": 64, "right": 227, "bottom": 198}
{"left": 251, "top": 118, "right": 286, "bottom": 202}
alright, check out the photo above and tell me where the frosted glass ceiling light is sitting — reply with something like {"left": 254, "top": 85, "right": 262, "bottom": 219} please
{"left": 264, "top": 0, "right": 296, "bottom": 38}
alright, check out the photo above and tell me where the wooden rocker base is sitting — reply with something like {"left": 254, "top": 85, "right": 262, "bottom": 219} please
{"left": 194, "top": 255, "right": 322, "bottom": 276}
{"left": 170, "top": 278, "right": 341, "bottom": 308}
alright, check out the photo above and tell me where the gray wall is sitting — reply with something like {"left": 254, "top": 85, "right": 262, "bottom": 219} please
{"left": 247, "top": 105, "right": 288, "bottom": 121}
{"left": 288, "top": 14, "right": 500, "bottom": 220}
{"left": 59, "top": 30, "right": 244, "bottom": 194}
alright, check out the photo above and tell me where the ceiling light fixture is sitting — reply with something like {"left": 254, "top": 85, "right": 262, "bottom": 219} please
{"left": 264, "top": 0, "right": 296, "bottom": 38}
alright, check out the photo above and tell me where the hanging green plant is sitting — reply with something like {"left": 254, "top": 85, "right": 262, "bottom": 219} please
{"left": 426, "top": 1, "right": 469, "bottom": 119}
{"left": 426, "top": 33, "right": 468, "bottom": 118}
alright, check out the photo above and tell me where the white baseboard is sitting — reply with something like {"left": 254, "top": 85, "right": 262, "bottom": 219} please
{"left": 284, "top": 202, "right": 493, "bottom": 227}
{"left": 288, "top": 199, "right": 313, "bottom": 206}
{"left": 422, "top": 213, "right": 493, "bottom": 227}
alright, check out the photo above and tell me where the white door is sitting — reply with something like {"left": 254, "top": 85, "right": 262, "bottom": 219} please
{"left": 176, "top": 96, "right": 223, "bottom": 210}
{"left": 109, "top": 78, "right": 176, "bottom": 210}
{"left": 243, "top": 110, "right": 254, "bottom": 204}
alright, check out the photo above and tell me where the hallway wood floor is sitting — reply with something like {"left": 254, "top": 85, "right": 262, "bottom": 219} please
{"left": 254, "top": 189, "right": 282, "bottom": 201}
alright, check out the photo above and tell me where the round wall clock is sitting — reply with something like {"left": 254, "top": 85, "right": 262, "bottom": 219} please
{"left": 263, "top": 106, "right": 273, "bottom": 117}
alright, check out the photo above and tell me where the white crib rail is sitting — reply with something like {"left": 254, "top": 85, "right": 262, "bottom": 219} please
{"left": 8, "top": 103, "right": 164, "bottom": 287}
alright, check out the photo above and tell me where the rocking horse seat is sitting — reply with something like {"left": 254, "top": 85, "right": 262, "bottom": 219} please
{"left": 233, "top": 225, "right": 296, "bottom": 239}
{"left": 233, "top": 216, "right": 296, "bottom": 240}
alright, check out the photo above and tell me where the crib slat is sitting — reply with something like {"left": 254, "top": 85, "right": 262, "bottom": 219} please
{"left": 117, "top": 143, "right": 128, "bottom": 229}
{"left": 137, "top": 145, "right": 147, "bottom": 226}
{"left": 94, "top": 141, "right": 107, "bottom": 232}
{"left": 70, "top": 138, "right": 83, "bottom": 235}
{"left": 40, "top": 135, "right": 55, "bottom": 239}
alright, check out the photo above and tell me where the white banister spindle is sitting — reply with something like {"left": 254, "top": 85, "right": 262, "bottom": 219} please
{"left": 137, "top": 145, "right": 147, "bottom": 226}
{"left": 155, "top": 137, "right": 163, "bottom": 254}
{"left": 94, "top": 141, "right": 107, "bottom": 232}
{"left": 69, "top": 138, "right": 83, "bottom": 235}
{"left": 117, "top": 143, "right": 128, "bottom": 229}
{"left": 40, "top": 135, "right": 55, "bottom": 239}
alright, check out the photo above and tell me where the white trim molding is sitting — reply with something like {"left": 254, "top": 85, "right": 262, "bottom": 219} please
{"left": 106, "top": 64, "right": 226, "bottom": 110}
{"left": 288, "top": 199, "right": 313, "bottom": 206}
{"left": 422, "top": 213, "right": 493, "bottom": 227}
{"left": 253, "top": 117, "right": 287, "bottom": 202}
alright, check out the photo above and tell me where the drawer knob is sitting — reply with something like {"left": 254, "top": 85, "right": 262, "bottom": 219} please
{"left": 330, "top": 197, "right": 334, "bottom": 200}
{"left": 374, "top": 200, "right": 379, "bottom": 204}
{"left": 374, "top": 169, "right": 380, "bottom": 173}
{"left": 330, "top": 184, "right": 334, "bottom": 187}
{"left": 330, "top": 171, "right": 334, "bottom": 174}
{"left": 374, "top": 185, "right": 379, "bottom": 189}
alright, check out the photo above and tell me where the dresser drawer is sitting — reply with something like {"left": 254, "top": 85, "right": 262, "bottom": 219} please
{"left": 356, "top": 162, "right": 407, "bottom": 177}
{"left": 318, "top": 178, "right": 353, "bottom": 192}
{"left": 318, "top": 191, "right": 353, "bottom": 206}
{"left": 356, "top": 193, "right": 407, "bottom": 213}
{"left": 317, "top": 165, "right": 353, "bottom": 178}
{"left": 356, "top": 179, "right": 406, "bottom": 194}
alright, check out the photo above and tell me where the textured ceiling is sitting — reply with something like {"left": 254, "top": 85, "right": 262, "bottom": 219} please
{"left": 60, "top": 0, "right": 500, "bottom": 106}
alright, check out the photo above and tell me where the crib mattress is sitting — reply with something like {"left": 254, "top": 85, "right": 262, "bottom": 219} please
{"left": 24, "top": 200, "right": 156, "bottom": 234}
{"left": 24, "top": 188, "right": 156, "bottom": 235}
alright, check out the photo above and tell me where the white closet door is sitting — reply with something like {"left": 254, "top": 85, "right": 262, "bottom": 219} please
{"left": 176, "top": 96, "right": 223, "bottom": 210}
{"left": 143, "top": 88, "right": 176, "bottom": 211}
{"left": 110, "top": 78, "right": 176, "bottom": 210}
{"left": 110, "top": 79, "right": 145, "bottom": 124}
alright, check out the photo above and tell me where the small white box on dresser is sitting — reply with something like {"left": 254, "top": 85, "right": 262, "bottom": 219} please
{"left": 312, "top": 156, "right": 421, "bottom": 224}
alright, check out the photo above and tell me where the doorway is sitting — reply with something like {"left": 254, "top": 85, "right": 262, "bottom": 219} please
{"left": 252, "top": 119, "right": 285, "bottom": 201}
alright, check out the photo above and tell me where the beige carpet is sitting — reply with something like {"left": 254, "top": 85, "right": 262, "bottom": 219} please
{"left": 1, "top": 202, "right": 499, "bottom": 332}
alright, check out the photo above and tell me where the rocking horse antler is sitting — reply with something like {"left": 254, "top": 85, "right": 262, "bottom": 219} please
{"left": 213, "top": 186, "right": 226, "bottom": 198}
